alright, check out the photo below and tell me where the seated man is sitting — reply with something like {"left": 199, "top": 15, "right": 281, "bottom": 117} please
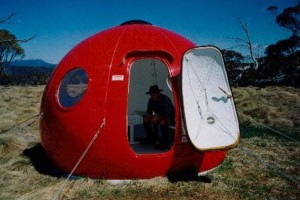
{"left": 142, "top": 85, "right": 175, "bottom": 149}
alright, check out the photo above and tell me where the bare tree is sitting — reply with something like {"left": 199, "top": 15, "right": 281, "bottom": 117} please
{"left": 0, "top": 13, "right": 15, "bottom": 24}
{"left": 231, "top": 17, "right": 259, "bottom": 70}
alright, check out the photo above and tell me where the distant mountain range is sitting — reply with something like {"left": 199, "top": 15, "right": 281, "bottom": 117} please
{"left": 2, "top": 59, "right": 56, "bottom": 85}
{"left": 8, "top": 59, "right": 57, "bottom": 68}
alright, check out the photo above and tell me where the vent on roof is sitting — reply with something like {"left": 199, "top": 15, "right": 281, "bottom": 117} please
{"left": 120, "top": 20, "right": 152, "bottom": 26}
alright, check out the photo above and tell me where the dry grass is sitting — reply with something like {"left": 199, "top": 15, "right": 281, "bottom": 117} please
{"left": 233, "top": 86, "right": 300, "bottom": 138}
{"left": 0, "top": 86, "right": 43, "bottom": 130}
{"left": 0, "top": 85, "right": 299, "bottom": 200}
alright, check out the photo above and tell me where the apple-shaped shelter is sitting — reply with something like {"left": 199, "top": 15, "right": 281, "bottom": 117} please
{"left": 40, "top": 20, "right": 239, "bottom": 179}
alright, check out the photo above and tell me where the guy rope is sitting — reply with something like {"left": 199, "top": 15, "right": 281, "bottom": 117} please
{"left": 52, "top": 118, "right": 106, "bottom": 200}
{"left": 0, "top": 113, "right": 43, "bottom": 135}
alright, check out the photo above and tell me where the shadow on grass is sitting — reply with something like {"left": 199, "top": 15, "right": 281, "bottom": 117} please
{"left": 240, "top": 124, "right": 299, "bottom": 140}
{"left": 240, "top": 125, "right": 268, "bottom": 138}
{"left": 23, "top": 144, "right": 212, "bottom": 183}
{"left": 22, "top": 143, "right": 66, "bottom": 178}
{"left": 167, "top": 169, "right": 212, "bottom": 183}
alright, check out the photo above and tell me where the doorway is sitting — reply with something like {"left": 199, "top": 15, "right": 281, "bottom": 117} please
{"left": 127, "top": 58, "right": 175, "bottom": 154}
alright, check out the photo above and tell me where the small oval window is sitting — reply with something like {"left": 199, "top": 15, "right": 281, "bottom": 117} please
{"left": 58, "top": 68, "right": 88, "bottom": 108}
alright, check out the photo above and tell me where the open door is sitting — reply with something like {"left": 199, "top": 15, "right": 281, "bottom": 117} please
{"left": 128, "top": 58, "right": 175, "bottom": 154}
{"left": 181, "top": 46, "right": 239, "bottom": 151}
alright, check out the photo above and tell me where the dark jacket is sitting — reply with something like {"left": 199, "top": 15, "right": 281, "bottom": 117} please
{"left": 147, "top": 94, "right": 175, "bottom": 123}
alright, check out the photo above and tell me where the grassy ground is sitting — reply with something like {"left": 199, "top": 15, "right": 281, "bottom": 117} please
{"left": 0, "top": 85, "right": 299, "bottom": 200}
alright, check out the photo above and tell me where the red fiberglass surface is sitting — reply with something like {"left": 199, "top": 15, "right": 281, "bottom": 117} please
{"left": 40, "top": 21, "right": 227, "bottom": 179}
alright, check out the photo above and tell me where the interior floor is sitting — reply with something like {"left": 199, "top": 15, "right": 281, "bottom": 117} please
{"left": 129, "top": 127, "right": 174, "bottom": 154}
{"left": 130, "top": 142, "right": 170, "bottom": 154}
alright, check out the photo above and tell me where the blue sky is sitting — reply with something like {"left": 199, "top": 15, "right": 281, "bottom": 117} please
{"left": 1, "top": 0, "right": 298, "bottom": 64}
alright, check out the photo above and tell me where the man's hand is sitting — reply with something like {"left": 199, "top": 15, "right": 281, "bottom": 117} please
{"left": 150, "top": 115, "right": 160, "bottom": 123}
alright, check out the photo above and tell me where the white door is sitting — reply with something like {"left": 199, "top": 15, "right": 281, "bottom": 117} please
{"left": 181, "top": 46, "right": 239, "bottom": 151}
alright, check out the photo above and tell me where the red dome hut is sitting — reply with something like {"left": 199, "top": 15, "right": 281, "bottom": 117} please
{"left": 40, "top": 20, "right": 239, "bottom": 179}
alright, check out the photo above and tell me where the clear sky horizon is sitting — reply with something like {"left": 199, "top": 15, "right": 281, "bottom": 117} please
{"left": 1, "top": 0, "right": 298, "bottom": 64}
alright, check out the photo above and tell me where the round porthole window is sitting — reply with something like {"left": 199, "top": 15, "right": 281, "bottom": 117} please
{"left": 58, "top": 68, "right": 88, "bottom": 108}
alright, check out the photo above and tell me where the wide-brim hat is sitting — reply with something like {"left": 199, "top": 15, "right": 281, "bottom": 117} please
{"left": 146, "top": 85, "right": 163, "bottom": 94}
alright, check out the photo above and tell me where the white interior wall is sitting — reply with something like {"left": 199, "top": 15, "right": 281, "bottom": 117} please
{"left": 128, "top": 59, "right": 173, "bottom": 115}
